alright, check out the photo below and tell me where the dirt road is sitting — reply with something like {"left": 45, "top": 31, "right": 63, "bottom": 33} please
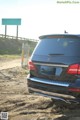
{"left": 0, "top": 59, "right": 80, "bottom": 120}
{"left": 0, "top": 59, "right": 21, "bottom": 70}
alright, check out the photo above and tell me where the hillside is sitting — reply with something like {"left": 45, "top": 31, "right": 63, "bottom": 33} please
{"left": 0, "top": 37, "right": 37, "bottom": 55}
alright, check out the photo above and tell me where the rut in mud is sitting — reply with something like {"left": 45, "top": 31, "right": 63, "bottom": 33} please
{"left": 0, "top": 59, "right": 80, "bottom": 120}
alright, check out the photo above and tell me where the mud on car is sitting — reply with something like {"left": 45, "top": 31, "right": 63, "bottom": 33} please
{"left": 27, "top": 34, "right": 80, "bottom": 104}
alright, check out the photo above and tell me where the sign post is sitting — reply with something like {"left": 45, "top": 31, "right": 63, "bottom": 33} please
{"left": 5, "top": 25, "right": 7, "bottom": 38}
{"left": 2, "top": 18, "right": 21, "bottom": 39}
{"left": 16, "top": 25, "right": 18, "bottom": 39}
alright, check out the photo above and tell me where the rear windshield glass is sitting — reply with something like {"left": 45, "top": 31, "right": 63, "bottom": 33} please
{"left": 34, "top": 37, "right": 80, "bottom": 56}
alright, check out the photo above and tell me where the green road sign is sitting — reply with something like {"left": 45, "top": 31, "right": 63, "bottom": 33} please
{"left": 2, "top": 18, "right": 21, "bottom": 25}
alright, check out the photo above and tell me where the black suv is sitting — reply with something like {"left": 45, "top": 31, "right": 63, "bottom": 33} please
{"left": 27, "top": 34, "right": 80, "bottom": 104}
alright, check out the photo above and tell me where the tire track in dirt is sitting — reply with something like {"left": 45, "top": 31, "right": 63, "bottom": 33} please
{"left": 0, "top": 60, "right": 80, "bottom": 120}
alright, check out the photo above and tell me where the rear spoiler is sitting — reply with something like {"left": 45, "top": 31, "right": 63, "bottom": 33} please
{"left": 39, "top": 34, "right": 80, "bottom": 39}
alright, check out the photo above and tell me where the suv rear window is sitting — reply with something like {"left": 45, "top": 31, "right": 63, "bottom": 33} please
{"left": 34, "top": 36, "right": 80, "bottom": 56}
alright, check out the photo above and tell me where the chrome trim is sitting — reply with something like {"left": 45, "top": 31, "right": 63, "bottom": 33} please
{"left": 29, "top": 77, "right": 69, "bottom": 87}
{"left": 29, "top": 87, "right": 75, "bottom": 99}
{"left": 34, "top": 62, "right": 68, "bottom": 68}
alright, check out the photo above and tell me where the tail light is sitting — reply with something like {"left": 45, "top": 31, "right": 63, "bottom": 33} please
{"left": 67, "top": 64, "right": 80, "bottom": 93}
{"left": 67, "top": 64, "right": 80, "bottom": 75}
{"left": 28, "top": 60, "right": 37, "bottom": 71}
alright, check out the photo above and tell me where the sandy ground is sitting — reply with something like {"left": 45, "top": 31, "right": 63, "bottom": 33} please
{"left": 0, "top": 59, "right": 21, "bottom": 70}
{"left": 0, "top": 59, "right": 80, "bottom": 120}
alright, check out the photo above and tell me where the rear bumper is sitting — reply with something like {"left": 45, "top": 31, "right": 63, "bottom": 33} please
{"left": 27, "top": 76, "right": 80, "bottom": 103}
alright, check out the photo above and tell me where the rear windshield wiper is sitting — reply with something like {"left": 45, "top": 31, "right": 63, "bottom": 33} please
{"left": 48, "top": 53, "right": 64, "bottom": 56}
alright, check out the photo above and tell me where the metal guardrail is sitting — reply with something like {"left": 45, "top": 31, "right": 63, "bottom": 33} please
{"left": 0, "top": 34, "right": 38, "bottom": 42}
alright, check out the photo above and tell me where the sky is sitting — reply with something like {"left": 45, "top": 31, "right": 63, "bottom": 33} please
{"left": 0, "top": 0, "right": 80, "bottom": 39}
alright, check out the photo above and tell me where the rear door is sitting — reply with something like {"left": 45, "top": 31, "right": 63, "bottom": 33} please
{"left": 31, "top": 35, "right": 80, "bottom": 83}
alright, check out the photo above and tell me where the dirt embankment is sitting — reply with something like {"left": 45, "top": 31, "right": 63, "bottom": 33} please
{"left": 0, "top": 59, "right": 80, "bottom": 120}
